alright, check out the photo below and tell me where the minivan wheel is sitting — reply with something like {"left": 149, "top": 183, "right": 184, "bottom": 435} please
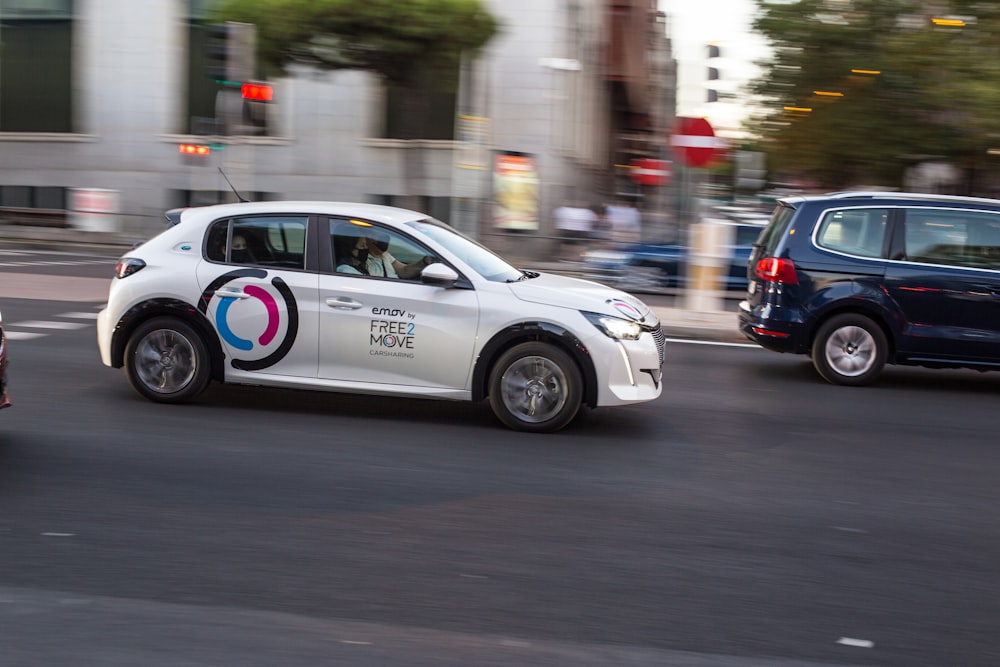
{"left": 488, "top": 342, "right": 583, "bottom": 433}
{"left": 125, "top": 317, "right": 211, "bottom": 403}
{"left": 811, "top": 314, "right": 887, "bottom": 386}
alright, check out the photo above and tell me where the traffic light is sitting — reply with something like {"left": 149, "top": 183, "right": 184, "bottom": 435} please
{"left": 179, "top": 143, "right": 210, "bottom": 156}
{"left": 179, "top": 143, "right": 212, "bottom": 165}
{"left": 204, "top": 22, "right": 255, "bottom": 86}
{"left": 241, "top": 83, "right": 273, "bottom": 102}
{"left": 707, "top": 43, "right": 721, "bottom": 103}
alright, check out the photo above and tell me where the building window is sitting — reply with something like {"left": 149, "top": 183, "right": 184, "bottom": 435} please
{"left": 0, "top": 0, "right": 74, "bottom": 132}
{"left": 383, "top": 64, "right": 458, "bottom": 140}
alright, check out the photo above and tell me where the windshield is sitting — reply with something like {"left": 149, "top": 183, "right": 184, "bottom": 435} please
{"left": 406, "top": 218, "right": 523, "bottom": 282}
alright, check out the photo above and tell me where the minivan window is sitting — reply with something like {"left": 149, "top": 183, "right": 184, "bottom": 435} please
{"left": 755, "top": 204, "right": 795, "bottom": 254}
{"left": 815, "top": 208, "right": 888, "bottom": 258}
{"left": 903, "top": 208, "right": 1000, "bottom": 270}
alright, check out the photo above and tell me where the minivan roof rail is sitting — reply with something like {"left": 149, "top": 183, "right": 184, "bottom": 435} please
{"left": 825, "top": 191, "right": 1000, "bottom": 204}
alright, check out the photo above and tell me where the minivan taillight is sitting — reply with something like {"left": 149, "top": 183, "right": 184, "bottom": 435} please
{"left": 754, "top": 257, "right": 798, "bottom": 284}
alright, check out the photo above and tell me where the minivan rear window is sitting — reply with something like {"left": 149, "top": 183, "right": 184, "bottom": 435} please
{"left": 755, "top": 203, "right": 795, "bottom": 254}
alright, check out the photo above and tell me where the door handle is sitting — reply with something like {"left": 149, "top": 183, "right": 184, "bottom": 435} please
{"left": 215, "top": 288, "right": 250, "bottom": 299}
{"left": 326, "top": 296, "right": 363, "bottom": 310}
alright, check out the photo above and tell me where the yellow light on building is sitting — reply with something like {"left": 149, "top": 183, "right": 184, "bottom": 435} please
{"left": 932, "top": 17, "right": 966, "bottom": 26}
{"left": 784, "top": 106, "right": 813, "bottom": 113}
{"left": 813, "top": 91, "right": 844, "bottom": 97}
{"left": 851, "top": 69, "right": 881, "bottom": 75}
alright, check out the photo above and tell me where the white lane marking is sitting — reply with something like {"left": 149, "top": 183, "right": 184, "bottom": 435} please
{"left": 11, "top": 320, "right": 89, "bottom": 330}
{"left": 837, "top": 637, "right": 874, "bottom": 648}
{"left": 339, "top": 640, "right": 371, "bottom": 645}
{"left": 833, "top": 526, "right": 867, "bottom": 533}
{"left": 60, "top": 312, "right": 100, "bottom": 320}
{"left": 42, "top": 532, "right": 76, "bottom": 537}
{"left": 5, "top": 331, "right": 46, "bottom": 340}
{"left": 0, "top": 259, "right": 110, "bottom": 267}
{"left": 664, "top": 337, "right": 760, "bottom": 348}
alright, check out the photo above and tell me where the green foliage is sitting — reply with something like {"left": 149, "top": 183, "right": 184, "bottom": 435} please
{"left": 749, "top": 1, "right": 1000, "bottom": 189}
{"left": 211, "top": 0, "right": 500, "bottom": 85}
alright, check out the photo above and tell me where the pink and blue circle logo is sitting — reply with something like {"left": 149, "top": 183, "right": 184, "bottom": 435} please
{"left": 198, "top": 268, "right": 298, "bottom": 371}
{"left": 607, "top": 298, "right": 643, "bottom": 322}
{"left": 215, "top": 284, "right": 280, "bottom": 351}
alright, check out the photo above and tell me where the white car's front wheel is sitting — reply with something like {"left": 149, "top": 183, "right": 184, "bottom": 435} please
{"left": 125, "top": 317, "right": 211, "bottom": 403}
{"left": 488, "top": 342, "right": 583, "bottom": 433}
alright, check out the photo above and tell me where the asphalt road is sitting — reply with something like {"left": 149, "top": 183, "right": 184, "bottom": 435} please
{"left": 0, "top": 250, "right": 999, "bottom": 666}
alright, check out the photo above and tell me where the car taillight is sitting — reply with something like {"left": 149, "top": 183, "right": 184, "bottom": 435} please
{"left": 115, "top": 258, "right": 146, "bottom": 279}
{"left": 754, "top": 257, "right": 798, "bottom": 284}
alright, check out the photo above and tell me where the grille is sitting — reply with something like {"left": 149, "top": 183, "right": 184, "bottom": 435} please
{"left": 648, "top": 325, "right": 666, "bottom": 366}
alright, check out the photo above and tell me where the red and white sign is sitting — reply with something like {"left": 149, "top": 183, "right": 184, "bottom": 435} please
{"left": 670, "top": 116, "right": 722, "bottom": 168}
{"left": 629, "top": 158, "right": 672, "bottom": 186}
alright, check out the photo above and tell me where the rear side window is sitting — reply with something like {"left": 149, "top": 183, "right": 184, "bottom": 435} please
{"left": 902, "top": 208, "right": 1000, "bottom": 271}
{"left": 205, "top": 216, "right": 308, "bottom": 269}
{"left": 815, "top": 208, "right": 888, "bottom": 258}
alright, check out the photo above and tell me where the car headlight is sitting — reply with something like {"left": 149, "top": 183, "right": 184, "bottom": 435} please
{"left": 583, "top": 311, "right": 642, "bottom": 340}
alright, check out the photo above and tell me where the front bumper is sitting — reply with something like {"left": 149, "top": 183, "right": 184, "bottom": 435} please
{"left": 0, "top": 329, "right": 11, "bottom": 409}
{"left": 590, "top": 328, "right": 664, "bottom": 406}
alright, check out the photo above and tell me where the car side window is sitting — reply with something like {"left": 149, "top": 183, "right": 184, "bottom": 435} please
{"left": 230, "top": 216, "right": 308, "bottom": 269}
{"left": 329, "top": 219, "right": 435, "bottom": 281}
{"left": 903, "top": 209, "right": 1000, "bottom": 271}
{"left": 815, "top": 208, "right": 888, "bottom": 258}
{"left": 205, "top": 220, "right": 228, "bottom": 262}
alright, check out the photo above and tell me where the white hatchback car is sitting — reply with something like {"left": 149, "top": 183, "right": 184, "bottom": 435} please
{"left": 97, "top": 202, "right": 665, "bottom": 432}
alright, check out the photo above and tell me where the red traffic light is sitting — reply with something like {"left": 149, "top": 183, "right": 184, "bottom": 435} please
{"left": 179, "top": 143, "right": 211, "bottom": 156}
{"left": 241, "top": 83, "right": 273, "bottom": 102}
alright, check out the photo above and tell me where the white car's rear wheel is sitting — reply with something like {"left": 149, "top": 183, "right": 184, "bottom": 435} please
{"left": 488, "top": 342, "right": 582, "bottom": 432}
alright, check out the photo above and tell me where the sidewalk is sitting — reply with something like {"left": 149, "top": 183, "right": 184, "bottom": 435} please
{"left": 0, "top": 223, "right": 749, "bottom": 344}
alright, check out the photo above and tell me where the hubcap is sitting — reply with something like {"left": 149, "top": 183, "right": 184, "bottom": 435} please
{"left": 500, "top": 355, "right": 568, "bottom": 424}
{"left": 824, "top": 325, "right": 877, "bottom": 377}
{"left": 135, "top": 329, "right": 197, "bottom": 394}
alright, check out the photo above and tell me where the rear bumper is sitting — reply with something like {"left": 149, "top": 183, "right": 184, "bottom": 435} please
{"left": 737, "top": 299, "right": 808, "bottom": 353}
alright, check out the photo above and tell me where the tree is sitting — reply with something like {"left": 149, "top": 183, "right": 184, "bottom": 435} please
{"left": 211, "top": 0, "right": 500, "bottom": 208}
{"left": 748, "top": 1, "right": 1000, "bottom": 192}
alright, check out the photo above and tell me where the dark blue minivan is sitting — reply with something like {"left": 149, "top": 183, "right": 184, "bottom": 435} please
{"left": 739, "top": 192, "right": 1000, "bottom": 384}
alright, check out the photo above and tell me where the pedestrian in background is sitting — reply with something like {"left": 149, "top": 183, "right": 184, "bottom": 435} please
{"left": 553, "top": 200, "right": 597, "bottom": 260}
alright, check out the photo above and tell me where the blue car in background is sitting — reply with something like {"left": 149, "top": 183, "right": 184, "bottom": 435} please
{"left": 583, "top": 217, "right": 768, "bottom": 292}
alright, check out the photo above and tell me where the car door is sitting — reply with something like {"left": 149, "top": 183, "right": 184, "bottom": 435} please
{"left": 196, "top": 214, "right": 320, "bottom": 380}
{"left": 319, "top": 219, "right": 480, "bottom": 389}
{"left": 884, "top": 207, "right": 1000, "bottom": 360}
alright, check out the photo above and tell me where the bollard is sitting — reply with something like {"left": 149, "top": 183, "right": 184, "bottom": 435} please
{"left": 685, "top": 218, "right": 734, "bottom": 312}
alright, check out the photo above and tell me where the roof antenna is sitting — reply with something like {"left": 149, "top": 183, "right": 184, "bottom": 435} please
{"left": 218, "top": 167, "right": 249, "bottom": 203}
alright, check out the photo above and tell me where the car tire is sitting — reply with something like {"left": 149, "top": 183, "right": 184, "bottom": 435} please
{"left": 125, "top": 317, "right": 211, "bottom": 403}
{"left": 811, "top": 313, "right": 887, "bottom": 386}
{"left": 488, "top": 342, "right": 583, "bottom": 433}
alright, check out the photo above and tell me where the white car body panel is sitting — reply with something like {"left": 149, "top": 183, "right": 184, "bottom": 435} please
{"left": 317, "top": 272, "right": 480, "bottom": 388}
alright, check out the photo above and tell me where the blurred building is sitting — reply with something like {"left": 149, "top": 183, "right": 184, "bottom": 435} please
{"left": 0, "top": 0, "right": 674, "bottom": 253}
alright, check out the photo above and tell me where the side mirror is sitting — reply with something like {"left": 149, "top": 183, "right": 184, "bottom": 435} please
{"left": 420, "top": 262, "right": 459, "bottom": 287}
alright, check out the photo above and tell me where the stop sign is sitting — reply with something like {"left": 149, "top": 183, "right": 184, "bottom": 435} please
{"left": 629, "top": 158, "right": 671, "bottom": 186}
{"left": 670, "top": 116, "right": 718, "bottom": 168}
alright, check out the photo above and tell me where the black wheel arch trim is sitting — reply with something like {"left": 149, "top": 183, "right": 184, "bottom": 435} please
{"left": 472, "top": 321, "right": 598, "bottom": 406}
{"left": 110, "top": 298, "right": 226, "bottom": 382}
